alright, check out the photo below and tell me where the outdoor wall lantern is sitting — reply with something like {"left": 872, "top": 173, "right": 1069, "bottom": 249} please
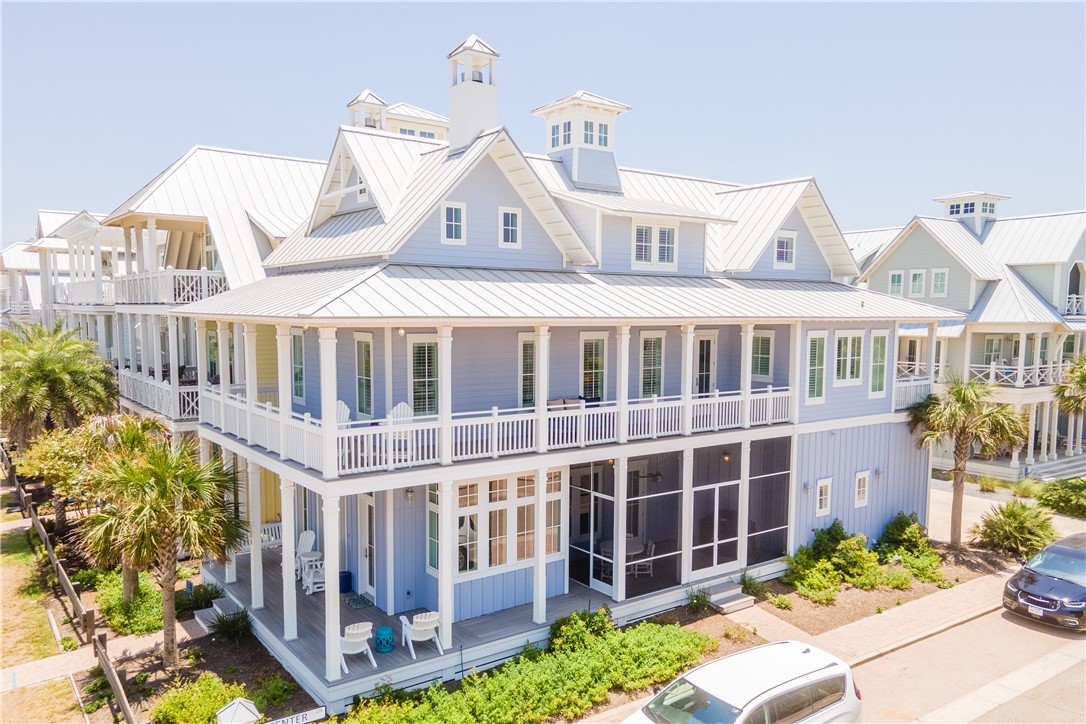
{"left": 404, "top": 487, "right": 415, "bottom": 502}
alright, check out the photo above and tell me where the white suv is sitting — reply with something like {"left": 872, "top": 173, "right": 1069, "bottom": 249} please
{"left": 624, "top": 641, "right": 861, "bottom": 724}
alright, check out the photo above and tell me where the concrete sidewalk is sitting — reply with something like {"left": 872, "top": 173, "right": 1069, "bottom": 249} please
{"left": 0, "top": 619, "right": 206, "bottom": 693}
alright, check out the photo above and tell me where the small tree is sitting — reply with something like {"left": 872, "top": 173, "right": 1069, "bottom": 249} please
{"left": 907, "top": 378, "right": 1028, "bottom": 549}
{"left": 16, "top": 427, "right": 94, "bottom": 536}
{"left": 1053, "top": 352, "right": 1086, "bottom": 420}
{"left": 79, "top": 440, "right": 246, "bottom": 668}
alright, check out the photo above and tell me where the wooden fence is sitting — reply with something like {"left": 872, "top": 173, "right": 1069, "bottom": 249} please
{"left": 94, "top": 633, "right": 137, "bottom": 724}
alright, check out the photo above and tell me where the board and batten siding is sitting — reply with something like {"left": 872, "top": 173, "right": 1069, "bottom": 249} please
{"left": 799, "top": 322, "right": 898, "bottom": 424}
{"left": 866, "top": 226, "right": 974, "bottom": 312}
{"left": 794, "top": 421, "right": 928, "bottom": 547}
{"left": 391, "top": 155, "right": 567, "bottom": 269}
{"left": 452, "top": 560, "right": 566, "bottom": 621}
{"left": 731, "top": 208, "right": 832, "bottom": 281}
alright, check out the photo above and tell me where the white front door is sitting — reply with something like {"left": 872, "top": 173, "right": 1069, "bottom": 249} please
{"left": 358, "top": 494, "right": 376, "bottom": 597}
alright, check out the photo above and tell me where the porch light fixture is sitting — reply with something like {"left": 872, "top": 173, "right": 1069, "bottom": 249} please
{"left": 404, "top": 487, "right": 415, "bottom": 502}
{"left": 873, "top": 469, "right": 883, "bottom": 481}
{"left": 803, "top": 483, "right": 812, "bottom": 494}
{"left": 607, "top": 459, "right": 615, "bottom": 465}
{"left": 398, "top": 328, "right": 406, "bottom": 337}
{"left": 722, "top": 452, "right": 731, "bottom": 463}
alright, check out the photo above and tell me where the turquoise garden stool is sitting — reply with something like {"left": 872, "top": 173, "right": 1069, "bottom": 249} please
{"left": 374, "top": 625, "right": 394, "bottom": 653}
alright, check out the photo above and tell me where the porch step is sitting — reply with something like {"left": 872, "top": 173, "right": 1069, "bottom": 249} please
{"left": 194, "top": 607, "right": 217, "bottom": 634}
{"left": 212, "top": 597, "right": 243, "bottom": 616}
{"left": 1034, "top": 457, "right": 1085, "bottom": 481}
{"left": 714, "top": 592, "right": 755, "bottom": 614}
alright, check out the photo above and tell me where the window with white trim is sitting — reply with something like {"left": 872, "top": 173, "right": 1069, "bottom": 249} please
{"left": 631, "top": 223, "right": 678, "bottom": 270}
{"left": 889, "top": 270, "right": 904, "bottom": 296}
{"left": 354, "top": 332, "right": 373, "bottom": 416}
{"left": 869, "top": 330, "right": 888, "bottom": 398}
{"left": 962, "top": 202, "right": 975, "bottom": 214}
{"left": 981, "top": 201, "right": 996, "bottom": 214}
{"left": 499, "top": 207, "right": 520, "bottom": 248}
{"left": 806, "top": 331, "right": 827, "bottom": 404}
{"left": 419, "top": 131, "right": 436, "bottom": 139}
{"left": 854, "top": 471, "right": 869, "bottom": 508}
{"left": 562, "top": 121, "right": 571, "bottom": 145}
{"left": 931, "top": 268, "right": 948, "bottom": 297}
{"left": 949, "top": 203, "right": 961, "bottom": 215}
{"left": 983, "top": 336, "right": 1003, "bottom": 365}
{"left": 774, "top": 232, "right": 796, "bottom": 269}
{"left": 751, "top": 332, "right": 774, "bottom": 382}
{"left": 581, "top": 332, "right": 607, "bottom": 399}
{"left": 441, "top": 203, "right": 466, "bottom": 245}
{"left": 1038, "top": 336, "right": 1048, "bottom": 365}
{"left": 640, "top": 332, "right": 664, "bottom": 398}
{"left": 583, "top": 120, "right": 594, "bottom": 144}
{"left": 410, "top": 338, "right": 438, "bottom": 415}
{"left": 834, "top": 331, "right": 863, "bottom": 386}
{"left": 427, "top": 484, "right": 439, "bottom": 569}
{"left": 634, "top": 224, "right": 653, "bottom": 264}
{"left": 291, "top": 331, "right": 305, "bottom": 401}
{"left": 550, "top": 124, "right": 559, "bottom": 148}
{"left": 518, "top": 333, "right": 535, "bottom": 408}
{"left": 658, "top": 227, "right": 675, "bottom": 265}
{"left": 399, "top": 128, "right": 417, "bottom": 136}
{"left": 816, "top": 478, "right": 831, "bottom": 516}
{"left": 598, "top": 123, "right": 609, "bottom": 147}
{"left": 695, "top": 333, "right": 717, "bottom": 395}
{"left": 909, "top": 270, "right": 925, "bottom": 297}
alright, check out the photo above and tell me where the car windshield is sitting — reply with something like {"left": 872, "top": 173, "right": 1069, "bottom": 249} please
{"left": 643, "top": 678, "right": 741, "bottom": 724}
{"left": 1026, "top": 549, "right": 1086, "bottom": 587}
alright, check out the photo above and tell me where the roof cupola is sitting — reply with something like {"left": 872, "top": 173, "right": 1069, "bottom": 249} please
{"left": 447, "top": 35, "right": 499, "bottom": 149}
{"left": 531, "top": 91, "right": 630, "bottom": 191}
{"left": 933, "top": 191, "right": 1009, "bottom": 235}
{"left": 347, "top": 90, "right": 387, "bottom": 129}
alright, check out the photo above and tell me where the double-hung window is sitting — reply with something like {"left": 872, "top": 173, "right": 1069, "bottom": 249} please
{"left": 583, "top": 120, "right": 594, "bottom": 144}
{"left": 640, "top": 332, "right": 664, "bottom": 398}
{"left": 854, "top": 471, "right": 869, "bottom": 508}
{"left": 581, "top": 333, "right": 607, "bottom": 399}
{"left": 499, "top": 207, "right": 520, "bottom": 248}
{"left": 518, "top": 333, "right": 535, "bottom": 407}
{"left": 354, "top": 333, "right": 373, "bottom": 416}
{"left": 983, "top": 336, "right": 1003, "bottom": 365}
{"left": 834, "top": 331, "right": 863, "bottom": 386}
{"left": 869, "top": 330, "right": 888, "bottom": 398}
{"left": 550, "top": 124, "right": 560, "bottom": 148}
{"left": 888, "top": 270, "right": 904, "bottom": 296}
{"left": 598, "top": 123, "right": 609, "bottom": 147}
{"left": 931, "top": 268, "right": 948, "bottom": 297}
{"left": 751, "top": 332, "right": 773, "bottom": 382}
{"left": 562, "top": 121, "right": 572, "bottom": 145}
{"left": 631, "top": 222, "right": 678, "bottom": 270}
{"left": 634, "top": 225, "right": 653, "bottom": 263}
{"left": 773, "top": 231, "right": 796, "bottom": 269}
{"left": 291, "top": 331, "right": 305, "bottom": 401}
{"left": 909, "top": 270, "right": 925, "bottom": 297}
{"left": 816, "top": 478, "right": 832, "bottom": 516}
{"left": 410, "top": 338, "right": 438, "bottom": 415}
{"left": 441, "top": 203, "right": 466, "bottom": 245}
{"left": 806, "top": 331, "right": 827, "bottom": 404}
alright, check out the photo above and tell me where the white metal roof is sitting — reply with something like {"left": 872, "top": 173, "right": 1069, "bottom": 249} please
{"left": 933, "top": 191, "right": 1010, "bottom": 201}
{"left": 348, "top": 89, "right": 386, "bottom": 107}
{"left": 448, "top": 34, "right": 499, "bottom": 59}
{"left": 102, "top": 146, "right": 325, "bottom": 289}
{"left": 862, "top": 216, "right": 1002, "bottom": 282}
{"left": 385, "top": 102, "right": 449, "bottom": 124}
{"left": 266, "top": 128, "right": 595, "bottom": 269}
{"left": 179, "top": 262, "right": 962, "bottom": 325}
{"left": 550, "top": 189, "right": 731, "bottom": 222}
{"left": 898, "top": 320, "right": 967, "bottom": 338}
{"left": 341, "top": 126, "right": 429, "bottom": 219}
{"left": 531, "top": 90, "right": 631, "bottom": 116}
{"left": 980, "top": 211, "right": 1085, "bottom": 265}
{"left": 843, "top": 226, "right": 903, "bottom": 272}
{"left": 968, "top": 266, "right": 1066, "bottom": 326}
{"left": 36, "top": 210, "right": 79, "bottom": 239}
{"left": 0, "top": 242, "right": 43, "bottom": 271}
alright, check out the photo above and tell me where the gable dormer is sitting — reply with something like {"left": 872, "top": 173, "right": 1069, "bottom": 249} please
{"left": 933, "top": 191, "right": 1009, "bottom": 235}
{"left": 531, "top": 91, "right": 630, "bottom": 192}
{"left": 347, "top": 89, "right": 387, "bottom": 129}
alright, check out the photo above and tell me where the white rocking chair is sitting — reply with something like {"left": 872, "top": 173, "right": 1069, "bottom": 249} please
{"left": 340, "top": 622, "right": 377, "bottom": 672}
{"left": 294, "top": 529, "right": 316, "bottom": 579}
{"left": 301, "top": 558, "right": 325, "bottom": 595}
{"left": 399, "top": 611, "right": 444, "bottom": 660}
{"left": 632, "top": 540, "right": 656, "bottom": 577}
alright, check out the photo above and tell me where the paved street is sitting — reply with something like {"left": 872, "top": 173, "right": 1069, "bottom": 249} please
{"left": 927, "top": 487, "right": 1086, "bottom": 544}
{"left": 854, "top": 609, "right": 1085, "bottom": 723}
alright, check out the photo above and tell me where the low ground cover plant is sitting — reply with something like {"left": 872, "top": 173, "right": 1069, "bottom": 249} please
{"left": 151, "top": 673, "right": 247, "bottom": 724}
{"left": 96, "top": 570, "right": 163, "bottom": 635}
{"left": 970, "top": 500, "right": 1058, "bottom": 557}
{"left": 1036, "top": 478, "right": 1086, "bottom": 518}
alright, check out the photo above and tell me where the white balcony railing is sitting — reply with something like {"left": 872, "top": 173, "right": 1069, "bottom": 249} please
{"left": 118, "top": 369, "right": 199, "bottom": 420}
{"left": 896, "top": 361, "right": 927, "bottom": 377}
{"left": 201, "top": 386, "right": 794, "bottom": 477}
{"left": 968, "top": 362, "right": 1064, "bottom": 387}
{"left": 1067, "top": 294, "right": 1084, "bottom": 315}
{"left": 8, "top": 299, "right": 32, "bottom": 316}
{"left": 54, "top": 279, "right": 114, "bottom": 305}
{"left": 894, "top": 378, "right": 932, "bottom": 410}
{"left": 113, "top": 268, "right": 226, "bottom": 305}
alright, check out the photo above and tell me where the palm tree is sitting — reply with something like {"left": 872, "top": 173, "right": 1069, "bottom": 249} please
{"left": 1053, "top": 351, "right": 1086, "bottom": 419}
{"left": 0, "top": 321, "right": 117, "bottom": 449}
{"left": 907, "top": 377, "right": 1028, "bottom": 549}
{"left": 79, "top": 439, "right": 246, "bottom": 668}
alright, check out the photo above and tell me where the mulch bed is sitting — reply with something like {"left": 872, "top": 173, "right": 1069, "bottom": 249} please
{"left": 754, "top": 544, "right": 1013, "bottom": 635}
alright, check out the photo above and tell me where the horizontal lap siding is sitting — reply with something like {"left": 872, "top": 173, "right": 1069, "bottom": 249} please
{"left": 599, "top": 216, "right": 705, "bottom": 276}
{"left": 799, "top": 322, "right": 897, "bottom": 423}
{"left": 795, "top": 422, "right": 928, "bottom": 548}
{"left": 866, "top": 226, "right": 974, "bottom": 313}
{"left": 732, "top": 208, "right": 832, "bottom": 281}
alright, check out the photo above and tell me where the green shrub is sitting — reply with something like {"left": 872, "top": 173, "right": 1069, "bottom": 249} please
{"left": 767, "top": 593, "right": 793, "bottom": 610}
{"left": 1036, "top": 478, "right": 1086, "bottom": 518}
{"left": 1009, "top": 479, "right": 1042, "bottom": 499}
{"left": 685, "top": 587, "right": 710, "bottom": 613}
{"left": 738, "top": 572, "right": 767, "bottom": 597}
{"left": 831, "top": 534, "right": 881, "bottom": 590}
{"left": 881, "top": 568, "right": 914, "bottom": 590}
{"left": 785, "top": 554, "right": 841, "bottom": 605}
{"left": 876, "top": 512, "right": 930, "bottom": 559}
{"left": 976, "top": 476, "right": 1001, "bottom": 494}
{"left": 60, "top": 636, "right": 78, "bottom": 651}
{"left": 253, "top": 674, "right": 295, "bottom": 709}
{"left": 176, "top": 583, "right": 223, "bottom": 614}
{"left": 548, "top": 606, "right": 614, "bottom": 654}
{"left": 152, "top": 673, "right": 248, "bottom": 724}
{"left": 811, "top": 519, "right": 848, "bottom": 560}
{"left": 209, "top": 610, "right": 251, "bottom": 641}
{"left": 96, "top": 570, "right": 163, "bottom": 635}
{"left": 894, "top": 548, "right": 944, "bottom": 583}
{"left": 71, "top": 567, "right": 107, "bottom": 591}
{"left": 970, "top": 501, "right": 1058, "bottom": 557}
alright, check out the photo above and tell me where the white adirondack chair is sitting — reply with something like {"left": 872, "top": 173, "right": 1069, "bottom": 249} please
{"left": 388, "top": 402, "right": 415, "bottom": 463}
{"left": 302, "top": 558, "right": 325, "bottom": 595}
{"left": 340, "top": 622, "right": 377, "bottom": 672}
{"left": 399, "top": 611, "right": 444, "bottom": 659}
{"left": 336, "top": 399, "right": 352, "bottom": 425}
{"left": 294, "top": 529, "right": 316, "bottom": 579}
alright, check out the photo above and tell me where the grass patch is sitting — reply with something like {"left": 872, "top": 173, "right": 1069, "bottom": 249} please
{"left": 0, "top": 529, "right": 56, "bottom": 665}
{"left": 1, "top": 678, "right": 81, "bottom": 722}
{"left": 1, "top": 490, "right": 23, "bottom": 522}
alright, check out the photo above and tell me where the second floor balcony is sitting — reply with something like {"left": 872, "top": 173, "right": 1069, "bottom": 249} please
{"left": 118, "top": 368, "right": 200, "bottom": 421}
{"left": 968, "top": 361, "right": 1067, "bottom": 388}
{"left": 114, "top": 267, "right": 227, "bottom": 305}
{"left": 55, "top": 279, "right": 115, "bottom": 306}
{"left": 1067, "top": 294, "right": 1083, "bottom": 316}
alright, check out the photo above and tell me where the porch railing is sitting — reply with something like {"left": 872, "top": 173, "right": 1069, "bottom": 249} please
{"left": 54, "top": 279, "right": 114, "bottom": 305}
{"left": 113, "top": 267, "right": 226, "bottom": 305}
{"left": 894, "top": 378, "right": 932, "bottom": 410}
{"left": 118, "top": 369, "right": 199, "bottom": 420}
{"left": 896, "top": 361, "right": 926, "bottom": 377}
{"left": 1067, "top": 294, "right": 1083, "bottom": 315}
{"left": 968, "top": 362, "right": 1064, "bottom": 387}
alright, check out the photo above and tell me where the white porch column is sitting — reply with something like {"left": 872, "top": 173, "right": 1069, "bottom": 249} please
{"left": 96, "top": 315, "right": 109, "bottom": 360}
{"left": 1015, "top": 331, "right": 1026, "bottom": 387}
{"left": 217, "top": 322, "right": 230, "bottom": 426}
{"left": 926, "top": 322, "right": 938, "bottom": 380}
{"left": 318, "top": 327, "right": 339, "bottom": 478}
{"left": 1066, "top": 412, "right": 1076, "bottom": 458}
{"left": 247, "top": 460, "right": 264, "bottom": 609}
{"left": 438, "top": 326, "right": 453, "bottom": 465}
{"left": 616, "top": 326, "right": 630, "bottom": 444}
{"left": 168, "top": 316, "right": 181, "bottom": 418}
{"left": 961, "top": 331, "right": 973, "bottom": 380}
{"left": 139, "top": 313, "right": 150, "bottom": 373}
{"left": 384, "top": 488, "right": 395, "bottom": 613}
{"left": 437, "top": 480, "right": 455, "bottom": 650}
{"left": 383, "top": 327, "right": 394, "bottom": 416}
{"left": 322, "top": 494, "right": 342, "bottom": 681}
{"left": 111, "top": 314, "right": 121, "bottom": 362}
{"left": 244, "top": 322, "right": 258, "bottom": 435}
{"left": 276, "top": 324, "right": 292, "bottom": 459}
{"left": 532, "top": 466, "right": 548, "bottom": 624}
{"left": 1025, "top": 402, "right": 1037, "bottom": 466}
{"left": 1039, "top": 398, "right": 1051, "bottom": 462}
{"left": 145, "top": 219, "right": 157, "bottom": 272}
{"left": 280, "top": 478, "right": 298, "bottom": 640}
{"left": 93, "top": 236, "right": 103, "bottom": 304}
{"left": 680, "top": 324, "right": 695, "bottom": 436}
{"left": 151, "top": 315, "right": 163, "bottom": 379}
{"left": 223, "top": 449, "right": 237, "bottom": 583}
{"left": 680, "top": 448, "right": 694, "bottom": 584}
{"left": 789, "top": 322, "right": 802, "bottom": 422}
{"left": 739, "top": 324, "right": 754, "bottom": 428}
{"left": 1049, "top": 401, "right": 1060, "bottom": 460}
{"left": 122, "top": 227, "right": 133, "bottom": 276}
{"left": 535, "top": 326, "right": 550, "bottom": 453}
{"left": 614, "top": 456, "right": 628, "bottom": 602}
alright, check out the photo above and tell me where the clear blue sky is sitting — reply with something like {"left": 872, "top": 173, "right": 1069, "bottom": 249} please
{"left": 3, "top": 2, "right": 1083, "bottom": 244}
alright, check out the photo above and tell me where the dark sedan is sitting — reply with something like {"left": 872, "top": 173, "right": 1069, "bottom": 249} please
{"left": 1003, "top": 532, "right": 1086, "bottom": 631}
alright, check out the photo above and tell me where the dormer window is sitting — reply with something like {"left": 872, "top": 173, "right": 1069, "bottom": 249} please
{"left": 562, "top": 121, "right": 572, "bottom": 146}
{"left": 632, "top": 223, "right": 678, "bottom": 270}
{"left": 551, "top": 125, "right": 560, "bottom": 149}
{"left": 584, "top": 121, "right": 594, "bottom": 144}
{"left": 962, "top": 202, "right": 975, "bottom": 214}
{"left": 981, "top": 201, "right": 996, "bottom": 214}
{"left": 948, "top": 203, "right": 961, "bottom": 215}
{"left": 599, "top": 123, "right": 609, "bottom": 147}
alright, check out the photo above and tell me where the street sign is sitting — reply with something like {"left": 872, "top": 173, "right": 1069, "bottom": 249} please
{"left": 266, "top": 706, "right": 327, "bottom": 724}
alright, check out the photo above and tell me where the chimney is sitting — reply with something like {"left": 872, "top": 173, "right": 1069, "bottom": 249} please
{"left": 447, "top": 34, "right": 499, "bottom": 148}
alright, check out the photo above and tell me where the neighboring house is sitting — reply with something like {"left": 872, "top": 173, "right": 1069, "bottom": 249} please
{"left": 854, "top": 192, "right": 1086, "bottom": 481}
{"left": 48, "top": 147, "right": 325, "bottom": 438}
{"left": 156, "top": 36, "right": 959, "bottom": 711}
{"left": 1, "top": 210, "right": 85, "bottom": 327}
